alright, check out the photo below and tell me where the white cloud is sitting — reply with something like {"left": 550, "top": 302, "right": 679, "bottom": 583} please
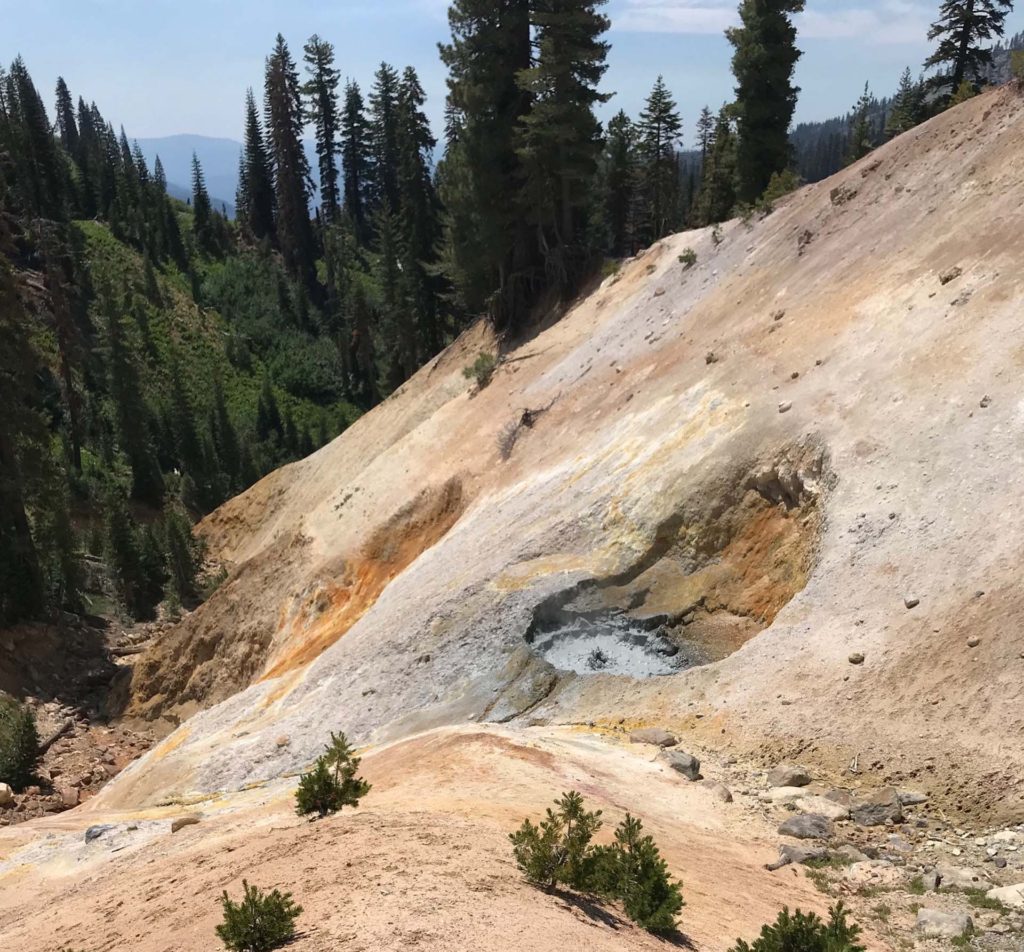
{"left": 615, "top": 0, "right": 933, "bottom": 44}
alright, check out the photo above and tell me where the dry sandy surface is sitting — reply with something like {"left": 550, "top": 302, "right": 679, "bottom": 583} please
{"left": 0, "top": 726, "right": 872, "bottom": 952}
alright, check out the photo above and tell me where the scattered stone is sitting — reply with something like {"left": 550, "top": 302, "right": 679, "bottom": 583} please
{"left": 967, "top": 637, "right": 981, "bottom": 648}
{"left": 771, "top": 310, "right": 786, "bottom": 322}
{"left": 848, "top": 652, "right": 865, "bottom": 665}
{"left": 795, "top": 795, "right": 850, "bottom": 821}
{"left": 904, "top": 596, "right": 920, "bottom": 610}
{"left": 852, "top": 787, "right": 903, "bottom": 827}
{"left": 58, "top": 786, "right": 80, "bottom": 808}
{"left": 919, "top": 869, "right": 941, "bottom": 892}
{"left": 85, "top": 824, "right": 114, "bottom": 843}
{"left": 275, "top": 736, "right": 290, "bottom": 748}
{"left": 661, "top": 749, "right": 701, "bottom": 781}
{"left": 701, "top": 781, "right": 733, "bottom": 803}
{"left": 936, "top": 863, "right": 988, "bottom": 889}
{"left": 898, "top": 790, "right": 929, "bottom": 806}
{"left": 629, "top": 728, "right": 678, "bottom": 748}
{"left": 916, "top": 909, "right": 973, "bottom": 939}
{"left": 705, "top": 352, "right": 719, "bottom": 365}
{"left": 760, "top": 786, "right": 810, "bottom": 805}
{"left": 986, "top": 884, "right": 1024, "bottom": 909}
{"left": 778, "top": 401, "right": 793, "bottom": 414}
{"left": 767, "top": 765, "right": 811, "bottom": 788}
{"left": 980, "top": 395, "right": 992, "bottom": 409}
{"left": 0, "top": 783, "right": 12, "bottom": 807}
{"left": 765, "top": 843, "right": 828, "bottom": 870}
{"left": 993, "top": 857, "right": 1008, "bottom": 869}
{"left": 836, "top": 844, "right": 869, "bottom": 864}
{"left": 938, "top": 266, "right": 963, "bottom": 285}
{"left": 779, "top": 814, "right": 833, "bottom": 840}
{"left": 170, "top": 815, "right": 201, "bottom": 834}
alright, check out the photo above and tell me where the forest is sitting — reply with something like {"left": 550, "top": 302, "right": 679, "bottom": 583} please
{"left": 1, "top": 0, "right": 1020, "bottom": 628}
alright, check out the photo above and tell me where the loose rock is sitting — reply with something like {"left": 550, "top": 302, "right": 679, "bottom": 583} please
{"left": 0, "top": 783, "right": 12, "bottom": 807}
{"left": 661, "top": 749, "right": 701, "bottom": 781}
{"left": 848, "top": 652, "right": 865, "bottom": 665}
{"left": 701, "top": 780, "right": 733, "bottom": 802}
{"left": 916, "top": 909, "right": 972, "bottom": 938}
{"left": 629, "top": 728, "right": 678, "bottom": 748}
{"left": 779, "top": 814, "right": 833, "bottom": 840}
{"left": 85, "top": 824, "right": 113, "bottom": 843}
{"left": 851, "top": 787, "right": 903, "bottom": 827}
{"left": 795, "top": 795, "right": 850, "bottom": 821}
{"left": 938, "top": 266, "right": 963, "bottom": 285}
{"left": 986, "top": 883, "right": 1024, "bottom": 909}
{"left": 936, "top": 863, "right": 988, "bottom": 889}
{"left": 904, "top": 596, "right": 920, "bottom": 609}
{"left": 767, "top": 765, "right": 811, "bottom": 788}
{"left": 170, "top": 815, "right": 201, "bottom": 834}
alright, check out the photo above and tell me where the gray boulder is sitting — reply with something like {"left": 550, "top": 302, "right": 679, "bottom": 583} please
{"left": 851, "top": 786, "right": 903, "bottom": 826}
{"left": 701, "top": 781, "right": 733, "bottom": 802}
{"left": 170, "top": 814, "right": 201, "bottom": 834}
{"left": 936, "top": 863, "right": 988, "bottom": 890}
{"left": 765, "top": 843, "right": 828, "bottom": 871}
{"left": 985, "top": 884, "right": 1024, "bottom": 909}
{"left": 779, "top": 814, "right": 833, "bottom": 840}
{"left": 630, "top": 727, "right": 678, "bottom": 748}
{"left": 661, "top": 749, "right": 701, "bottom": 780}
{"left": 767, "top": 765, "right": 811, "bottom": 788}
{"left": 85, "top": 824, "right": 114, "bottom": 843}
{"left": 916, "top": 909, "right": 972, "bottom": 939}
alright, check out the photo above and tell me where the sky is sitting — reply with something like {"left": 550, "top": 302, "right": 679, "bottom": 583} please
{"left": 3, "top": 0, "right": 1022, "bottom": 146}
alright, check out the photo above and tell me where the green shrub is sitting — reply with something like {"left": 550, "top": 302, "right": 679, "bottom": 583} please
{"left": 677, "top": 248, "right": 697, "bottom": 268}
{"left": 463, "top": 352, "right": 498, "bottom": 390}
{"left": 757, "top": 169, "right": 801, "bottom": 213}
{"left": 593, "top": 814, "right": 684, "bottom": 934}
{"left": 511, "top": 793, "right": 683, "bottom": 935}
{"left": 950, "top": 79, "right": 978, "bottom": 105}
{"left": 730, "top": 902, "right": 865, "bottom": 952}
{"left": 295, "top": 732, "right": 370, "bottom": 818}
{"left": 216, "top": 880, "right": 302, "bottom": 952}
{"left": 962, "top": 886, "right": 1007, "bottom": 912}
{"left": 510, "top": 790, "right": 603, "bottom": 891}
{"left": 0, "top": 695, "right": 39, "bottom": 790}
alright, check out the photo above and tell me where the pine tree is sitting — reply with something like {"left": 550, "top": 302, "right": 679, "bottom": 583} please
{"left": 694, "top": 107, "right": 737, "bottom": 225}
{"left": 885, "top": 67, "right": 926, "bottom": 139}
{"left": 216, "top": 881, "right": 302, "bottom": 952}
{"left": 396, "top": 66, "right": 444, "bottom": 360}
{"left": 241, "top": 88, "right": 276, "bottom": 241}
{"left": 210, "top": 377, "right": 241, "bottom": 491}
{"left": 509, "top": 791, "right": 604, "bottom": 890}
{"left": 637, "top": 76, "right": 682, "bottom": 243}
{"left": 265, "top": 34, "right": 316, "bottom": 287}
{"left": 191, "top": 152, "right": 214, "bottom": 249}
{"left": 729, "top": 902, "right": 865, "bottom": 952}
{"left": 6, "top": 58, "right": 66, "bottom": 219}
{"left": 439, "top": 0, "right": 535, "bottom": 331}
{"left": 727, "top": 0, "right": 805, "bottom": 205}
{"left": 516, "top": 0, "right": 612, "bottom": 290}
{"left": 340, "top": 81, "right": 372, "bottom": 242}
{"left": 54, "top": 76, "right": 79, "bottom": 155}
{"left": 845, "top": 83, "right": 874, "bottom": 164}
{"left": 295, "top": 732, "right": 371, "bottom": 817}
{"left": 369, "top": 62, "right": 401, "bottom": 214}
{"left": 602, "top": 110, "right": 638, "bottom": 257}
{"left": 925, "top": 0, "right": 1014, "bottom": 94}
{"left": 302, "top": 35, "right": 342, "bottom": 222}
{"left": 696, "top": 105, "right": 715, "bottom": 162}
{"left": 153, "top": 155, "right": 167, "bottom": 194}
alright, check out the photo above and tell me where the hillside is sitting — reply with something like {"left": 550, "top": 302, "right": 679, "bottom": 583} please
{"left": 3, "top": 85, "right": 1024, "bottom": 952}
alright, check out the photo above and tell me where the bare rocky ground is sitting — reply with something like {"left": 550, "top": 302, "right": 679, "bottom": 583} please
{"left": 3, "top": 86, "right": 1024, "bottom": 951}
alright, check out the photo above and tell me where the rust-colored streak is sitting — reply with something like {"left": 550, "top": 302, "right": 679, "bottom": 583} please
{"left": 261, "top": 479, "right": 465, "bottom": 680}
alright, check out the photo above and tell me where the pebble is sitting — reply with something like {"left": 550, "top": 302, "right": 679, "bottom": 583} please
{"left": 848, "top": 652, "right": 865, "bottom": 665}
{"left": 967, "top": 637, "right": 981, "bottom": 648}
{"left": 778, "top": 401, "right": 793, "bottom": 414}
{"left": 904, "top": 596, "right": 920, "bottom": 609}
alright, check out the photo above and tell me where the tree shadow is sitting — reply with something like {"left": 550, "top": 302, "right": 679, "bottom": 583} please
{"left": 550, "top": 890, "right": 696, "bottom": 948}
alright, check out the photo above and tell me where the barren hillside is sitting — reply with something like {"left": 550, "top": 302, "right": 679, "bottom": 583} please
{"left": 3, "top": 86, "right": 1024, "bottom": 952}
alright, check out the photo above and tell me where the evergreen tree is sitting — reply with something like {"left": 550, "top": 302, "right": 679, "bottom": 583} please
{"left": 516, "top": 0, "right": 612, "bottom": 290}
{"left": 696, "top": 105, "right": 715, "bottom": 162}
{"left": 340, "top": 81, "right": 372, "bottom": 242}
{"left": 727, "top": 0, "right": 805, "bottom": 204}
{"left": 694, "top": 107, "right": 737, "bottom": 225}
{"left": 637, "top": 76, "right": 682, "bottom": 243}
{"left": 396, "top": 66, "right": 444, "bottom": 360}
{"left": 210, "top": 377, "right": 241, "bottom": 491}
{"left": 54, "top": 76, "right": 79, "bottom": 155}
{"left": 885, "top": 67, "right": 926, "bottom": 139}
{"left": 925, "top": 0, "right": 1014, "bottom": 94}
{"left": 302, "top": 35, "right": 342, "bottom": 222}
{"left": 602, "top": 110, "right": 638, "bottom": 257}
{"left": 729, "top": 902, "right": 864, "bottom": 952}
{"left": 191, "top": 152, "right": 214, "bottom": 249}
{"left": 845, "top": 83, "right": 874, "bottom": 164}
{"left": 241, "top": 87, "right": 276, "bottom": 242}
{"left": 369, "top": 62, "right": 401, "bottom": 214}
{"left": 439, "top": 0, "right": 535, "bottom": 331}
{"left": 153, "top": 155, "right": 167, "bottom": 194}
{"left": 264, "top": 34, "right": 317, "bottom": 287}
{"left": 295, "top": 732, "right": 371, "bottom": 817}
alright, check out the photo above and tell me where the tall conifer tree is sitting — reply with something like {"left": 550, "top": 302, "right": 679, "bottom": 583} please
{"left": 341, "top": 81, "right": 372, "bottom": 242}
{"left": 302, "top": 36, "right": 342, "bottom": 222}
{"left": 637, "top": 76, "right": 682, "bottom": 243}
{"left": 265, "top": 34, "right": 316, "bottom": 287}
{"left": 925, "top": 0, "right": 1014, "bottom": 94}
{"left": 727, "top": 0, "right": 805, "bottom": 204}
{"left": 242, "top": 87, "right": 276, "bottom": 241}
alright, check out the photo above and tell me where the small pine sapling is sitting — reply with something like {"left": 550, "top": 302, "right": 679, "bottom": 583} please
{"left": 216, "top": 880, "right": 302, "bottom": 952}
{"left": 729, "top": 902, "right": 865, "bottom": 952}
{"left": 509, "top": 790, "right": 603, "bottom": 891}
{"left": 295, "top": 731, "right": 371, "bottom": 818}
{"left": 598, "top": 814, "right": 684, "bottom": 934}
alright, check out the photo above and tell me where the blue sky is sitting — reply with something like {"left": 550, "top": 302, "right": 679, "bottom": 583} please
{"left": 3, "top": 0, "right": 1022, "bottom": 145}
